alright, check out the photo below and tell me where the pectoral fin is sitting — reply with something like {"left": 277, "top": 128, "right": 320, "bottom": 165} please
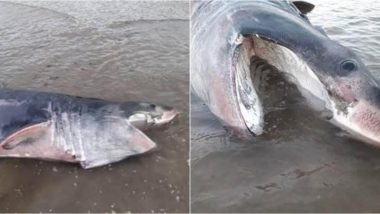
{"left": 1, "top": 122, "right": 51, "bottom": 150}
{"left": 77, "top": 116, "right": 157, "bottom": 169}
{"left": 0, "top": 121, "right": 77, "bottom": 162}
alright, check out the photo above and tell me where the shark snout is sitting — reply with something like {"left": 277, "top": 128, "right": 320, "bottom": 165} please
{"left": 127, "top": 104, "right": 178, "bottom": 130}
{"left": 155, "top": 107, "right": 178, "bottom": 126}
{"left": 350, "top": 100, "right": 380, "bottom": 145}
{"left": 329, "top": 80, "right": 380, "bottom": 145}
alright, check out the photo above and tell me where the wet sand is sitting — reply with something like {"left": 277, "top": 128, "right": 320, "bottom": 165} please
{"left": 0, "top": 1, "right": 188, "bottom": 212}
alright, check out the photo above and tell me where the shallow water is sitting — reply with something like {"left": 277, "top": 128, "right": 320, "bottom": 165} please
{"left": 0, "top": 1, "right": 188, "bottom": 212}
{"left": 191, "top": 0, "right": 380, "bottom": 212}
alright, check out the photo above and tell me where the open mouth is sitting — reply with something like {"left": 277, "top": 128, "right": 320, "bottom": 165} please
{"left": 233, "top": 34, "right": 380, "bottom": 145}
{"left": 234, "top": 34, "right": 332, "bottom": 135}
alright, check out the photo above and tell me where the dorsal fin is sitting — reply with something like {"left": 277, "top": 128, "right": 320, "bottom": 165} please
{"left": 292, "top": 1, "right": 315, "bottom": 14}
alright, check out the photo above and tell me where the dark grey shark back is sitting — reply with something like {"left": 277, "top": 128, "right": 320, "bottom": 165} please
{"left": 0, "top": 89, "right": 147, "bottom": 142}
{"left": 192, "top": 0, "right": 373, "bottom": 79}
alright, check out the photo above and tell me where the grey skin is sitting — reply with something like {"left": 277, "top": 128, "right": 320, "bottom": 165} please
{"left": 0, "top": 89, "right": 177, "bottom": 168}
{"left": 191, "top": 0, "right": 380, "bottom": 145}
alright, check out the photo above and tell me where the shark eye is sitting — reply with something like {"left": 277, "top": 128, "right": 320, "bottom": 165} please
{"left": 339, "top": 60, "right": 357, "bottom": 75}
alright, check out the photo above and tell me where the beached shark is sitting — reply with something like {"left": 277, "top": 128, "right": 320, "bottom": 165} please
{"left": 191, "top": 0, "right": 380, "bottom": 145}
{"left": 0, "top": 89, "right": 177, "bottom": 168}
